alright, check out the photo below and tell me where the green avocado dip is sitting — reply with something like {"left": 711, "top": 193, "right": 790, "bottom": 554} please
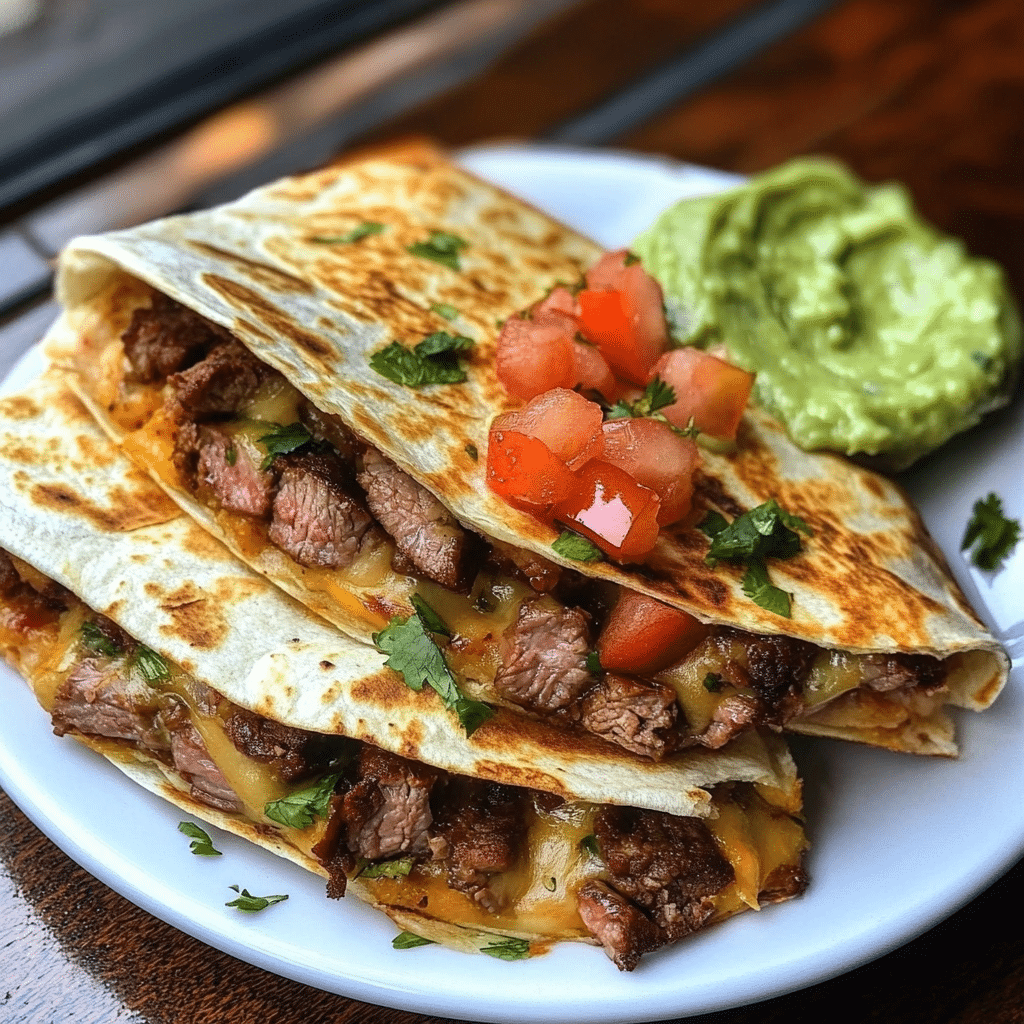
{"left": 633, "top": 158, "right": 1022, "bottom": 470}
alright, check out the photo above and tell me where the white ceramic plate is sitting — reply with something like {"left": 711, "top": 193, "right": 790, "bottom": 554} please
{"left": 0, "top": 145, "right": 1021, "bottom": 1024}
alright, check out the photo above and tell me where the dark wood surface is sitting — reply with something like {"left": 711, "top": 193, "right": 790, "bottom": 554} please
{"left": 4, "top": 0, "right": 1024, "bottom": 1020}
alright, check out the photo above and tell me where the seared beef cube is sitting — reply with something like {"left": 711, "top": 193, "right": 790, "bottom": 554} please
{"left": 432, "top": 780, "right": 524, "bottom": 912}
{"left": 739, "top": 631, "right": 816, "bottom": 722}
{"left": 224, "top": 706, "right": 346, "bottom": 782}
{"left": 577, "top": 880, "right": 663, "bottom": 971}
{"left": 861, "top": 652, "right": 945, "bottom": 694}
{"left": 594, "top": 805, "right": 733, "bottom": 941}
{"left": 269, "top": 451, "right": 376, "bottom": 568}
{"left": 122, "top": 292, "right": 231, "bottom": 383}
{"left": 357, "top": 447, "right": 479, "bottom": 591}
{"left": 169, "top": 722, "right": 242, "bottom": 813}
{"left": 494, "top": 598, "right": 592, "bottom": 713}
{"left": 51, "top": 659, "right": 168, "bottom": 752}
{"left": 698, "top": 692, "right": 762, "bottom": 749}
{"left": 186, "top": 425, "right": 275, "bottom": 518}
{"left": 577, "top": 674, "right": 678, "bottom": 760}
{"left": 338, "top": 746, "right": 438, "bottom": 861}
{"left": 167, "top": 340, "right": 271, "bottom": 419}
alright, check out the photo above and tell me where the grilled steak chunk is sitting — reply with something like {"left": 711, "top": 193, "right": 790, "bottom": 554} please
{"left": 269, "top": 451, "right": 377, "bottom": 568}
{"left": 224, "top": 706, "right": 347, "bottom": 782}
{"left": 576, "top": 674, "right": 678, "bottom": 760}
{"left": 740, "top": 631, "right": 817, "bottom": 722}
{"left": 594, "top": 805, "right": 733, "bottom": 941}
{"left": 433, "top": 780, "right": 524, "bottom": 912}
{"left": 51, "top": 658, "right": 168, "bottom": 752}
{"left": 167, "top": 340, "right": 271, "bottom": 419}
{"left": 699, "top": 692, "right": 763, "bottom": 749}
{"left": 169, "top": 722, "right": 242, "bottom": 813}
{"left": 179, "top": 424, "right": 275, "bottom": 517}
{"left": 494, "top": 598, "right": 593, "bottom": 713}
{"left": 338, "top": 746, "right": 438, "bottom": 861}
{"left": 357, "top": 447, "right": 479, "bottom": 590}
{"left": 122, "top": 292, "right": 230, "bottom": 383}
{"left": 861, "top": 652, "right": 946, "bottom": 694}
{"left": 577, "top": 880, "right": 663, "bottom": 971}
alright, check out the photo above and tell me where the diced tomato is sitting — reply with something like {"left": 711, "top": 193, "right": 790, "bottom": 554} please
{"left": 486, "top": 428, "right": 574, "bottom": 511}
{"left": 554, "top": 460, "right": 661, "bottom": 562}
{"left": 597, "top": 590, "right": 711, "bottom": 675}
{"left": 494, "top": 388, "right": 604, "bottom": 470}
{"left": 576, "top": 250, "right": 669, "bottom": 385}
{"left": 652, "top": 348, "right": 754, "bottom": 440}
{"left": 534, "top": 285, "right": 580, "bottom": 319}
{"left": 572, "top": 340, "right": 619, "bottom": 403}
{"left": 495, "top": 312, "right": 577, "bottom": 401}
{"left": 600, "top": 418, "right": 698, "bottom": 525}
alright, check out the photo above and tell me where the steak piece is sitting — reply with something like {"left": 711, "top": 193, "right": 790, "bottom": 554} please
{"left": 740, "top": 631, "right": 817, "bottom": 723}
{"left": 51, "top": 658, "right": 168, "bottom": 752}
{"left": 0, "top": 548, "right": 19, "bottom": 595}
{"left": 177, "top": 424, "right": 275, "bottom": 518}
{"left": 224, "top": 705, "right": 347, "bottom": 782}
{"left": 357, "top": 447, "right": 480, "bottom": 591}
{"left": 169, "top": 722, "right": 242, "bottom": 813}
{"left": 433, "top": 779, "right": 524, "bottom": 912}
{"left": 338, "top": 746, "right": 438, "bottom": 861}
{"left": 167, "top": 340, "right": 271, "bottom": 420}
{"left": 577, "top": 880, "right": 663, "bottom": 971}
{"left": 861, "top": 652, "right": 946, "bottom": 695}
{"left": 594, "top": 805, "right": 733, "bottom": 941}
{"left": 122, "top": 292, "right": 231, "bottom": 383}
{"left": 698, "top": 692, "right": 763, "bottom": 749}
{"left": 494, "top": 598, "right": 593, "bottom": 713}
{"left": 269, "top": 451, "right": 377, "bottom": 568}
{"left": 576, "top": 674, "right": 678, "bottom": 760}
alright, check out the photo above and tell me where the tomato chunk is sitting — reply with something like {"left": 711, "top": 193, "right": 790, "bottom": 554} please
{"left": 494, "top": 389, "right": 603, "bottom": 470}
{"left": 486, "top": 429, "right": 574, "bottom": 511}
{"left": 577, "top": 251, "right": 669, "bottom": 385}
{"left": 572, "top": 340, "right": 619, "bottom": 403}
{"left": 554, "top": 460, "right": 661, "bottom": 562}
{"left": 534, "top": 285, "right": 580, "bottom": 319}
{"left": 597, "top": 590, "right": 710, "bottom": 675}
{"left": 600, "top": 418, "right": 698, "bottom": 525}
{"left": 652, "top": 348, "right": 754, "bottom": 440}
{"left": 496, "top": 312, "right": 576, "bottom": 401}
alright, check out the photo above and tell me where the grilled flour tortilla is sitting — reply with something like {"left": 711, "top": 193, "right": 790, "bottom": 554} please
{"left": 43, "top": 142, "right": 1007, "bottom": 757}
{"left": 0, "top": 373, "right": 807, "bottom": 970}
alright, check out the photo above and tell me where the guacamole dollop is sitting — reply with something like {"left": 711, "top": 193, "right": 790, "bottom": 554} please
{"left": 633, "top": 158, "right": 1022, "bottom": 469}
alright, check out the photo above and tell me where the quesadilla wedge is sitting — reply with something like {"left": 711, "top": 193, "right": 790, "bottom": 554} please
{"left": 43, "top": 142, "right": 1007, "bottom": 757}
{"left": 0, "top": 372, "right": 807, "bottom": 970}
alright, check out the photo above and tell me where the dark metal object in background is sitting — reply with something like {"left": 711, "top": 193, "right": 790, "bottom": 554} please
{"left": 546, "top": 0, "right": 842, "bottom": 145}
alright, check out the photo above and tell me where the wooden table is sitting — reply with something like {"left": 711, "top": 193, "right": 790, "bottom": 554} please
{"left": 3, "top": 0, "right": 1023, "bottom": 1020}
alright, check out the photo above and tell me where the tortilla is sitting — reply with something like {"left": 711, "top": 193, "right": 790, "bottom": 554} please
{"left": 0, "top": 372, "right": 807, "bottom": 968}
{"left": 42, "top": 141, "right": 1007, "bottom": 755}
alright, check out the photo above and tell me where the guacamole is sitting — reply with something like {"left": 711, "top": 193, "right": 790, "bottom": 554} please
{"left": 633, "top": 158, "right": 1022, "bottom": 469}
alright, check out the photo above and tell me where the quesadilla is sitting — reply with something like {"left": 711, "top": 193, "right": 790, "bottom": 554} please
{"left": 0, "top": 372, "right": 807, "bottom": 970}
{"left": 43, "top": 142, "right": 1007, "bottom": 757}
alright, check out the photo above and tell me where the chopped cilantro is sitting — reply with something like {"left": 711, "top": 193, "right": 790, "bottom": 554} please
{"left": 703, "top": 672, "right": 723, "bottom": 693}
{"left": 552, "top": 531, "right": 604, "bottom": 563}
{"left": 373, "top": 600, "right": 494, "bottom": 736}
{"left": 430, "top": 302, "right": 459, "bottom": 321}
{"left": 80, "top": 621, "right": 122, "bottom": 657}
{"left": 407, "top": 231, "right": 467, "bottom": 271}
{"left": 264, "top": 771, "right": 342, "bottom": 830}
{"left": 606, "top": 375, "right": 677, "bottom": 421}
{"left": 741, "top": 560, "right": 792, "bottom": 618}
{"left": 480, "top": 936, "right": 531, "bottom": 961}
{"left": 962, "top": 492, "right": 1021, "bottom": 570}
{"left": 361, "top": 857, "right": 414, "bottom": 879}
{"left": 225, "top": 886, "right": 288, "bottom": 912}
{"left": 178, "top": 821, "right": 221, "bottom": 856}
{"left": 580, "top": 834, "right": 600, "bottom": 858}
{"left": 415, "top": 331, "right": 473, "bottom": 358}
{"left": 586, "top": 650, "right": 602, "bottom": 674}
{"left": 464, "top": 443, "right": 478, "bottom": 461}
{"left": 370, "top": 340, "right": 468, "bottom": 388}
{"left": 393, "top": 930, "right": 435, "bottom": 949}
{"left": 134, "top": 646, "right": 170, "bottom": 684}
{"left": 257, "top": 422, "right": 312, "bottom": 471}
{"left": 225, "top": 445, "right": 237, "bottom": 467}
{"left": 312, "top": 221, "right": 385, "bottom": 244}
{"left": 623, "top": 251, "right": 641, "bottom": 266}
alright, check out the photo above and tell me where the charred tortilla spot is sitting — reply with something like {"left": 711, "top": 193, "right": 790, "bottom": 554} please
{"left": 189, "top": 242, "right": 315, "bottom": 294}
{"left": 470, "top": 759, "right": 568, "bottom": 797}
{"left": 201, "top": 273, "right": 333, "bottom": 358}
{"left": 30, "top": 482, "right": 178, "bottom": 533}
{"left": 0, "top": 442, "right": 43, "bottom": 465}
{"left": 0, "top": 395, "right": 42, "bottom": 420}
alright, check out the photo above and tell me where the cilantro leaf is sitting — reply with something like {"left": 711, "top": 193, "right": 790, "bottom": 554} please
{"left": 178, "top": 821, "right": 221, "bottom": 856}
{"left": 312, "top": 221, "right": 385, "bottom": 244}
{"left": 962, "top": 492, "right": 1021, "bottom": 570}
{"left": 552, "top": 531, "right": 604, "bottom": 563}
{"left": 258, "top": 422, "right": 312, "bottom": 471}
{"left": 393, "top": 930, "right": 435, "bottom": 949}
{"left": 360, "top": 857, "right": 414, "bottom": 879}
{"left": 407, "top": 231, "right": 467, "bottom": 271}
{"left": 586, "top": 650, "right": 602, "bottom": 673}
{"left": 264, "top": 771, "right": 342, "bottom": 829}
{"left": 373, "top": 603, "right": 494, "bottom": 736}
{"left": 225, "top": 886, "right": 288, "bottom": 912}
{"left": 580, "top": 834, "right": 600, "bottom": 858}
{"left": 741, "top": 560, "right": 792, "bottom": 617}
{"left": 370, "top": 341, "right": 468, "bottom": 388}
{"left": 464, "top": 443, "right": 478, "bottom": 461}
{"left": 703, "top": 672, "right": 723, "bottom": 693}
{"left": 134, "top": 645, "right": 171, "bottom": 684}
{"left": 415, "top": 331, "right": 473, "bottom": 358}
{"left": 430, "top": 302, "right": 459, "bottom": 321}
{"left": 480, "top": 936, "right": 531, "bottom": 961}
{"left": 80, "top": 621, "right": 122, "bottom": 657}
{"left": 701, "top": 498, "right": 811, "bottom": 566}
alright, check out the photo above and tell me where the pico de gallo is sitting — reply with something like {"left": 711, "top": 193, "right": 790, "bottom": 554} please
{"left": 488, "top": 249, "right": 754, "bottom": 563}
